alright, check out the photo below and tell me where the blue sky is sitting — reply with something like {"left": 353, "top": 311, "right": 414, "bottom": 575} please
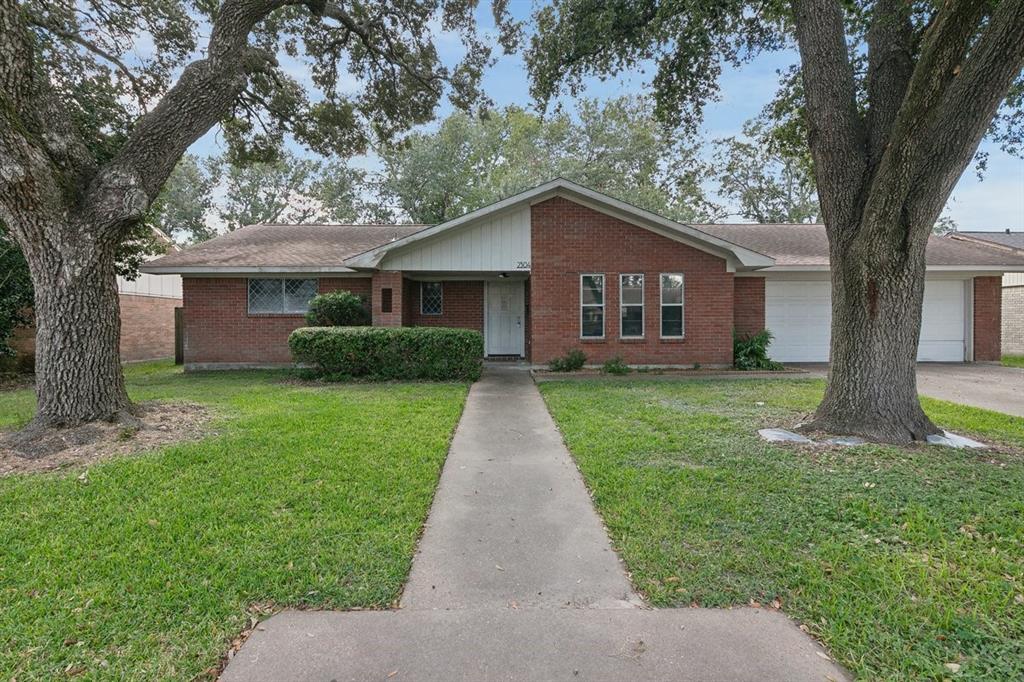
{"left": 189, "top": 2, "right": 1023, "bottom": 232}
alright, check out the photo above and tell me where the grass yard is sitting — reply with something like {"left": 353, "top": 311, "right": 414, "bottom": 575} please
{"left": 1002, "top": 355, "right": 1024, "bottom": 369}
{"left": 540, "top": 378, "right": 1024, "bottom": 680}
{"left": 0, "top": 361, "right": 468, "bottom": 680}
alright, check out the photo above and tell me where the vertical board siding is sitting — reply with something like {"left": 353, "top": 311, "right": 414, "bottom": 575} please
{"left": 381, "top": 207, "right": 530, "bottom": 272}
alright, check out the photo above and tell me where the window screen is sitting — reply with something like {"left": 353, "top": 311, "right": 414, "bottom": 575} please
{"left": 247, "top": 279, "right": 317, "bottom": 314}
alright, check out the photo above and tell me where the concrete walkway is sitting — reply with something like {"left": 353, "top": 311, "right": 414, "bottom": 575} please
{"left": 222, "top": 368, "right": 848, "bottom": 681}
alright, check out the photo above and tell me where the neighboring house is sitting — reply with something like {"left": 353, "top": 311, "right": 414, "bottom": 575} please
{"left": 11, "top": 229, "right": 183, "bottom": 366}
{"left": 142, "top": 179, "right": 1024, "bottom": 370}
{"left": 951, "top": 230, "right": 1024, "bottom": 356}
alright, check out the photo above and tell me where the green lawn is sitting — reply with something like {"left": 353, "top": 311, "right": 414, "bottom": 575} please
{"left": 540, "top": 378, "right": 1024, "bottom": 680}
{"left": 0, "top": 361, "right": 467, "bottom": 680}
{"left": 1003, "top": 355, "right": 1024, "bottom": 369}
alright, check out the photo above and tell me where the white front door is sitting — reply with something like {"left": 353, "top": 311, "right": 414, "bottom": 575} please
{"left": 485, "top": 280, "right": 525, "bottom": 356}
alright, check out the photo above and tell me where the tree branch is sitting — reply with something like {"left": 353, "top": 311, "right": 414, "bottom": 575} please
{"left": 865, "top": 0, "right": 913, "bottom": 169}
{"left": 25, "top": 12, "right": 147, "bottom": 108}
{"left": 791, "top": 0, "right": 868, "bottom": 238}
{"left": 909, "top": 0, "right": 1024, "bottom": 222}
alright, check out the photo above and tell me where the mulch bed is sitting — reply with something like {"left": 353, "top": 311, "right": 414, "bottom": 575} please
{"left": 0, "top": 401, "right": 213, "bottom": 477}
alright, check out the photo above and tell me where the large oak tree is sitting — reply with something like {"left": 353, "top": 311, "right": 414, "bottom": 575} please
{"left": 521, "top": 0, "right": 1024, "bottom": 443}
{"left": 0, "top": 0, "right": 502, "bottom": 430}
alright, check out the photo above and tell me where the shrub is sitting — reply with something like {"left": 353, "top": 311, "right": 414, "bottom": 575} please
{"left": 305, "top": 291, "right": 370, "bottom": 326}
{"left": 601, "top": 355, "right": 631, "bottom": 375}
{"left": 289, "top": 326, "right": 483, "bottom": 381}
{"left": 549, "top": 349, "right": 587, "bottom": 372}
{"left": 733, "top": 329, "right": 784, "bottom": 371}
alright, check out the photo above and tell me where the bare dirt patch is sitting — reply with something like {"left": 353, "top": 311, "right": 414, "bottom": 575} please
{"left": 0, "top": 401, "right": 213, "bottom": 477}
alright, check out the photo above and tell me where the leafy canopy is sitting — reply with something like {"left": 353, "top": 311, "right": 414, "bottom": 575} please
{"left": 378, "top": 96, "right": 716, "bottom": 223}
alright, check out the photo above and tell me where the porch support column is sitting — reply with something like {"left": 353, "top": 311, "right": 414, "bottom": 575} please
{"left": 372, "top": 271, "right": 405, "bottom": 327}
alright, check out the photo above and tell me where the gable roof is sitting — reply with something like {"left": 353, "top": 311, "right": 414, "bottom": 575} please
{"left": 142, "top": 224, "right": 425, "bottom": 274}
{"left": 342, "top": 178, "right": 776, "bottom": 270}
{"left": 697, "top": 224, "right": 1024, "bottom": 270}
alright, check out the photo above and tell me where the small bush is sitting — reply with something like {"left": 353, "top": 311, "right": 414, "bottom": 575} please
{"left": 601, "top": 355, "right": 631, "bottom": 375}
{"left": 305, "top": 291, "right": 370, "bottom": 326}
{"left": 549, "top": 349, "right": 587, "bottom": 372}
{"left": 733, "top": 329, "right": 784, "bottom": 371}
{"left": 289, "top": 326, "right": 483, "bottom": 381}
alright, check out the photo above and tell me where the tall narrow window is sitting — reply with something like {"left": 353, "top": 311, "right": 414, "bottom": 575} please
{"left": 660, "top": 273, "right": 684, "bottom": 338}
{"left": 421, "top": 282, "right": 443, "bottom": 315}
{"left": 620, "top": 274, "right": 644, "bottom": 338}
{"left": 580, "top": 274, "right": 605, "bottom": 338}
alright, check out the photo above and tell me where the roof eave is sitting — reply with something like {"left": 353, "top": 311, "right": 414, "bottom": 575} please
{"left": 139, "top": 265, "right": 363, "bottom": 275}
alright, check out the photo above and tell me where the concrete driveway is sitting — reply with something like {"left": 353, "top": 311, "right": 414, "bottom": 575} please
{"left": 796, "top": 363, "right": 1024, "bottom": 417}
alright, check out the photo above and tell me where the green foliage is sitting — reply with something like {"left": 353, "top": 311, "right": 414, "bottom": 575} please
{"left": 733, "top": 329, "right": 783, "bottom": 371}
{"left": 0, "top": 225, "right": 33, "bottom": 358}
{"left": 304, "top": 291, "right": 370, "bottom": 327}
{"left": 378, "top": 97, "right": 719, "bottom": 223}
{"left": 518, "top": 1, "right": 1022, "bottom": 171}
{"left": 540, "top": 378, "right": 1024, "bottom": 679}
{"left": 214, "top": 150, "right": 366, "bottom": 230}
{"left": 0, "top": 361, "right": 467, "bottom": 678}
{"left": 26, "top": 1, "right": 500, "bottom": 166}
{"left": 289, "top": 327, "right": 484, "bottom": 381}
{"left": 549, "top": 349, "right": 587, "bottom": 372}
{"left": 712, "top": 119, "right": 819, "bottom": 223}
{"left": 1003, "top": 355, "right": 1024, "bottom": 368}
{"left": 601, "top": 355, "right": 631, "bottom": 375}
{"left": 145, "top": 154, "right": 217, "bottom": 244}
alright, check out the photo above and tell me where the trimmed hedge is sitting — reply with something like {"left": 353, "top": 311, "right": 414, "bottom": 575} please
{"left": 305, "top": 291, "right": 370, "bottom": 326}
{"left": 289, "top": 326, "right": 484, "bottom": 381}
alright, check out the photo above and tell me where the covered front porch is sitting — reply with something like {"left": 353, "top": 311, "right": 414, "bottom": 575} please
{"left": 370, "top": 270, "right": 530, "bottom": 359}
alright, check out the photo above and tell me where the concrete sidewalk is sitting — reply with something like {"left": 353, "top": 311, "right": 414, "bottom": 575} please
{"left": 221, "top": 368, "right": 848, "bottom": 681}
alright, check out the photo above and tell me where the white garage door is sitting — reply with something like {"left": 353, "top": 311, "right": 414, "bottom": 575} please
{"left": 764, "top": 279, "right": 966, "bottom": 363}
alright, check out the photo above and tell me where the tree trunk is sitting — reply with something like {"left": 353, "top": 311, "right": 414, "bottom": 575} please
{"left": 27, "top": 238, "right": 132, "bottom": 428}
{"left": 803, "top": 218, "right": 940, "bottom": 443}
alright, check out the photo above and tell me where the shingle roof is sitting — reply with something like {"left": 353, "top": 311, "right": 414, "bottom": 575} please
{"left": 951, "top": 231, "right": 1024, "bottom": 253}
{"left": 694, "top": 223, "right": 1024, "bottom": 267}
{"left": 144, "top": 224, "right": 426, "bottom": 271}
{"left": 143, "top": 218, "right": 1024, "bottom": 273}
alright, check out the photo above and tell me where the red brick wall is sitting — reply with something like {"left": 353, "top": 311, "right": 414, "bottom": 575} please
{"left": 530, "top": 197, "right": 734, "bottom": 366}
{"left": 182, "top": 277, "right": 370, "bottom": 365}
{"left": 974, "top": 276, "right": 1002, "bottom": 361}
{"left": 404, "top": 280, "right": 484, "bottom": 331}
{"left": 372, "top": 271, "right": 404, "bottom": 327}
{"left": 119, "top": 293, "right": 180, "bottom": 361}
{"left": 733, "top": 277, "right": 766, "bottom": 338}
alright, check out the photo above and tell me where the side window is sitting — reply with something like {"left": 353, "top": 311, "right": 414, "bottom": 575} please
{"left": 248, "top": 278, "right": 317, "bottom": 314}
{"left": 421, "top": 282, "right": 443, "bottom": 315}
{"left": 620, "top": 274, "right": 644, "bottom": 338}
{"left": 660, "top": 273, "right": 684, "bottom": 338}
{"left": 580, "top": 274, "right": 605, "bottom": 338}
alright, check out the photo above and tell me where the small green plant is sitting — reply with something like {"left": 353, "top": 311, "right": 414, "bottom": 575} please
{"left": 601, "top": 355, "right": 631, "bottom": 375}
{"left": 549, "top": 349, "right": 587, "bottom": 372}
{"left": 305, "top": 291, "right": 370, "bottom": 326}
{"left": 733, "top": 329, "right": 784, "bottom": 371}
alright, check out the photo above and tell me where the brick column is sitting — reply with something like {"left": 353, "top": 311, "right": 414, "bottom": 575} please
{"left": 973, "top": 276, "right": 1002, "bottom": 361}
{"left": 372, "top": 271, "right": 404, "bottom": 327}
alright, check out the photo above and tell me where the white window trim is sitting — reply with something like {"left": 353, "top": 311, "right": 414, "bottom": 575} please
{"left": 580, "top": 273, "right": 605, "bottom": 339}
{"left": 619, "top": 273, "right": 645, "bottom": 339}
{"left": 247, "top": 278, "right": 317, "bottom": 315}
{"left": 420, "top": 281, "right": 443, "bottom": 316}
{"left": 660, "top": 273, "right": 685, "bottom": 339}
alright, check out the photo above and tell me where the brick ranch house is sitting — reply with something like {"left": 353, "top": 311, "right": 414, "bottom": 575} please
{"left": 950, "top": 230, "right": 1024, "bottom": 356}
{"left": 142, "top": 179, "right": 1024, "bottom": 370}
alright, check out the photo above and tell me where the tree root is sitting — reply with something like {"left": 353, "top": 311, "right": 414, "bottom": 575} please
{"left": 797, "top": 413, "right": 942, "bottom": 445}
{"left": 2, "top": 403, "right": 142, "bottom": 459}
